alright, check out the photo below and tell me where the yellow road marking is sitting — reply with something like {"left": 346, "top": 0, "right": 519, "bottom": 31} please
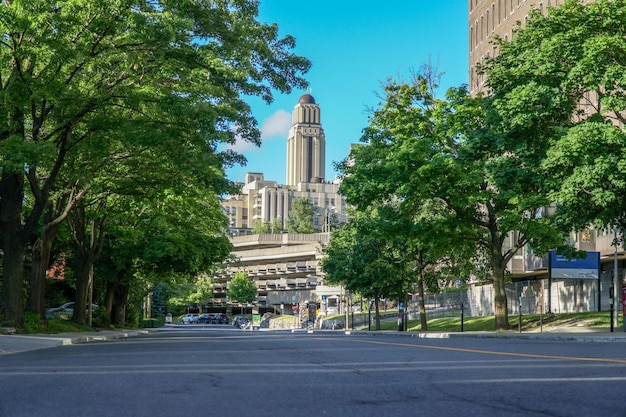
{"left": 315, "top": 337, "right": 626, "bottom": 365}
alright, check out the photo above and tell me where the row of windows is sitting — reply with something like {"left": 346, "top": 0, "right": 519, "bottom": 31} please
{"left": 224, "top": 206, "right": 237, "bottom": 216}
{"left": 307, "top": 197, "right": 336, "bottom": 207}
{"left": 470, "top": 0, "right": 562, "bottom": 51}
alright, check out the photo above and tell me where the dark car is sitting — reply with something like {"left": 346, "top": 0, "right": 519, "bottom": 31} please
{"left": 197, "top": 314, "right": 213, "bottom": 324}
{"left": 212, "top": 313, "right": 229, "bottom": 324}
{"left": 232, "top": 316, "right": 250, "bottom": 329}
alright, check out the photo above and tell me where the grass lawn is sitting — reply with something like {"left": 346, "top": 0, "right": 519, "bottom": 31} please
{"left": 357, "top": 311, "right": 619, "bottom": 332}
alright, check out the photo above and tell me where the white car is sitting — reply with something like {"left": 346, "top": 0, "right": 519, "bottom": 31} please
{"left": 46, "top": 302, "right": 99, "bottom": 319}
{"left": 181, "top": 314, "right": 199, "bottom": 324}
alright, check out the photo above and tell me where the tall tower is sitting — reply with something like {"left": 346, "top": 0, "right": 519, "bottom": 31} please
{"left": 286, "top": 94, "right": 326, "bottom": 186}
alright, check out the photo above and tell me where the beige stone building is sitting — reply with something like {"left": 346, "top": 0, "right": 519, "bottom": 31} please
{"left": 215, "top": 94, "right": 348, "bottom": 317}
{"left": 467, "top": 0, "right": 626, "bottom": 317}
{"left": 222, "top": 94, "right": 347, "bottom": 235}
{"left": 469, "top": 0, "right": 573, "bottom": 95}
{"left": 210, "top": 233, "right": 345, "bottom": 317}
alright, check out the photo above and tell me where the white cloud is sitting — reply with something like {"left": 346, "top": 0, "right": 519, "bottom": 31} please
{"left": 224, "top": 109, "right": 291, "bottom": 153}
{"left": 260, "top": 109, "right": 291, "bottom": 140}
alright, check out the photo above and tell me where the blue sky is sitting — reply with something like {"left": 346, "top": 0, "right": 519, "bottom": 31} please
{"left": 226, "top": 1, "right": 469, "bottom": 184}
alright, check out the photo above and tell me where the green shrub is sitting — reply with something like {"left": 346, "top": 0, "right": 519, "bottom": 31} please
{"left": 46, "top": 318, "right": 94, "bottom": 333}
{"left": 24, "top": 312, "right": 43, "bottom": 334}
{"left": 140, "top": 316, "right": 165, "bottom": 328}
{"left": 125, "top": 304, "right": 140, "bottom": 328}
{"left": 92, "top": 307, "right": 110, "bottom": 328}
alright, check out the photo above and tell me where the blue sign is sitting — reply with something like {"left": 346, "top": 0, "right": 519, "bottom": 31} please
{"left": 550, "top": 251, "right": 600, "bottom": 279}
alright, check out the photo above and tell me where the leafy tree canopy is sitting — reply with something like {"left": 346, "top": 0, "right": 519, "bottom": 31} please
{"left": 227, "top": 271, "right": 257, "bottom": 304}
{"left": 287, "top": 198, "right": 315, "bottom": 233}
{"left": 483, "top": 0, "right": 626, "bottom": 234}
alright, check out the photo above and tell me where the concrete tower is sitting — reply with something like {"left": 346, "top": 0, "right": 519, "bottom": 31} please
{"left": 286, "top": 94, "right": 325, "bottom": 186}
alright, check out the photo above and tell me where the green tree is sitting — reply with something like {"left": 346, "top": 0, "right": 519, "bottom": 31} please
{"left": 403, "top": 199, "right": 479, "bottom": 331}
{"left": 253, "top": 220, "right": 271, "bottom": 234}
{"left": 287, "top": 198, "right": 315, "bottom": 233}
{"left": 340, "top": 73, "right": 567, "bottom": 330}
{"left": 253, "top": 218, "right": 284, "bottom": 234}
{"left": 544, "top": 123, "right": 626, "bottom": 232}
{"left": 0, "top": 0, "right": 310, "bottom": 327}
{"left": 484, "top": 0, "right": 626, "bottom": 234}
{"left": 322, "top": 206, "right": 410, "bottom": 330}
{"left": 227, "top": 271, "right": 257, "bottom": 308}
{"left": 96, "top": 187, "right": 231, "bottom": 326}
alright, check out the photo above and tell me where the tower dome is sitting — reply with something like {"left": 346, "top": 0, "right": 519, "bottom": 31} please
{"left": 298, "top": 93, "right": 315, "bottom": 104}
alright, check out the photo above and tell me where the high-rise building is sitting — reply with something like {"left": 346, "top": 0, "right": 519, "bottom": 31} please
{"left": 223, "top": 94, "right": 346, "bottom": 234}
{"left": 468, "top": 0, "right": 569, "bottom": 96}
{"left": 467, "top": 0, "right": 623, "bottom": 316}
{"left": 215, "top": 94, "right": 347, "bottom": 314}
{"left": 286, "top": 93, "right": 326, "bottom": 186}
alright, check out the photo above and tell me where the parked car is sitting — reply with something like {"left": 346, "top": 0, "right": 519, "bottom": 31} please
{"left": 181, "top": 313, "right": 199, "bottom": 324}
{"left": 197, "top": 314, "right": 213, "bottom": 324}
{"left": 211, "top": 313, "right": 229, "bottom": 324}
{"left": 46, "top": 302, "right": 99, "bottom": 319}
{"left": 232, "top": 316, "right": 250, "bottom": 328}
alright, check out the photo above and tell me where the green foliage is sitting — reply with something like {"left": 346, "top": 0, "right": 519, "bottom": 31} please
{"left": 140, "top": 316, "right": 165, "bottom": 328}
{"left": 322, "top": 206, "right": 410, "bottom": 300}
{"left": 45, "top": 319, "right": 95, "bottom": 334}
{"left": 91, "top": 307, "right": 111, "bottom": 329}
{"left": 0, "top": 0, "right": 310, "bottom": 327}
{"left": 23, "top": 312, "right": 43, "bottom": 334}
{"left": 227, "top": 271, "right": 257, "bottom": 304}
{"left": 286, "top": 198, "right": 315, "bottom": 233}
{"left": 484, "top": 0, "right": 626, "bottom": 234}
{"left": 339, "top": 65, "right": 569, "bottom": 331}
{"left": 253, "top": 220, "right": 271, "bottom": 234}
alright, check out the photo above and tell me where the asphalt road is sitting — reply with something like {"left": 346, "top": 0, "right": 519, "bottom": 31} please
{"left": 2, "top": 326, "right": 626, "bottom": 417}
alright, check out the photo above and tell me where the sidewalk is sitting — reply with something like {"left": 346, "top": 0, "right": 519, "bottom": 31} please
{"left": 3, "top": 327, "right": 626, "bottom": 356}
{"left": 305, "top": 325, "right": 626, "bottom": 343}
{"left": 0, "top": 329, "right": 152, "bottom": 355}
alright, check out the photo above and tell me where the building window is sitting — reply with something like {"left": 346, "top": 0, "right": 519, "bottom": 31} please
{"left": 480, "top": 16, "right": 484, "bottom": 41}
{"left": 486, "top": 11, "right": 490, "bottom": 36}
{"left": 475, "top": 21, "right": 478, "bottom": 47}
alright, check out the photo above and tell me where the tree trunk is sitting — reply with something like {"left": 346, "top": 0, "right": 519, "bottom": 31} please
{"left": 112, "top": 283, "right": 129, "bottom": 327}
{"left": 0, "top": 172, "right": 26, "bottom": 328}
{"left": 374, "top": 293, "right": 381, "bottom": 330}
{"left": 105, "top": 271, "right": 129, "bottom": 327}
{"left": 417, "top": 268, "right": 428, "bottom": 331}
{"left": 69, "top": 203, "right": 106, "bottom": 326}
{"left": 492, "top": 253, "right": 510, "bottom": 330}
{"left": 73, "top": 249, "right": 92, "bottom": 325}
{"left": 28, "top": 191, "right": 86, "bottom": 318}
{"left": 27, "top": 220, "right": 60, "bottom": 318}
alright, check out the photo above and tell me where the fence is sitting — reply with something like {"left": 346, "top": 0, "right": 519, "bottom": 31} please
{"left": 408, "top": 270, "right": 621, "bottom": 319}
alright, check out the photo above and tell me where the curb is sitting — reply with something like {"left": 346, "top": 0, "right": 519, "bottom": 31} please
{"left": 0, "top": 329, "right": 153, "bottom": 355}
{"left": 301, "top": 328, "right": 626, "bottom": 343}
